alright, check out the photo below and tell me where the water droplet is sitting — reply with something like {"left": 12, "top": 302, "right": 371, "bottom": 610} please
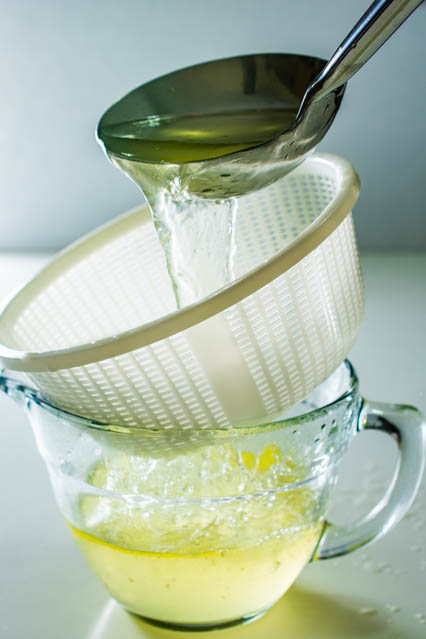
{"left": 385, "top": 604, "right": 400, "bottom": 614}
{"left": 372, "top": 562, "right": 388, "bottom": 574}
{"left": 359, "top": 607, "right": 377, "bottom": 616}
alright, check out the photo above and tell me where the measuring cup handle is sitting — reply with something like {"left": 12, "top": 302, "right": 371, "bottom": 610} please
{"left": 313, "top": 398, "right": 426, "bottom": 560}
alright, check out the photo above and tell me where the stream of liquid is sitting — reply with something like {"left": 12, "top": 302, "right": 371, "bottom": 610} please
{"left": 99, "top": 108, "right": 297, "bottom": 308}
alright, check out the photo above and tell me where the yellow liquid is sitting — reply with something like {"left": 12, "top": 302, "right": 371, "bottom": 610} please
{"left": 67, "top": 444, "right": 323, "bottom": 626}
{"left": 69, "top": 521, "right": 320, "bottom": 626}
{"left": 99, "top": 108, "right": 297, "bottom": 163}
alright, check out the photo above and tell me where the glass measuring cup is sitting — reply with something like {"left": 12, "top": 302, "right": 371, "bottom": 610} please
{"left": 1, "top": 361, "right": 424, "bottom": 630}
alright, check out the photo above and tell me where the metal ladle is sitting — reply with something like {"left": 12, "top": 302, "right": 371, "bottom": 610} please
{"left": 98, "top": 0, "right": 423, "bottom": 199}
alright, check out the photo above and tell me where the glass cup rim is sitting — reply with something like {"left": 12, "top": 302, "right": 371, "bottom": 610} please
{"left": 17, "top": 360, "right": 359, "bottom": 434}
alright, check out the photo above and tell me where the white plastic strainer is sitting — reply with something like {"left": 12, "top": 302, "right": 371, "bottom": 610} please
{"left": 0, "top": 154, "right": 362, "bottom": 429}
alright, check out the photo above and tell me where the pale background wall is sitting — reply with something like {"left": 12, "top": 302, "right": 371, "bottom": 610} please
{"left": 1, "top": 0, "right": 425, "bottom": 251}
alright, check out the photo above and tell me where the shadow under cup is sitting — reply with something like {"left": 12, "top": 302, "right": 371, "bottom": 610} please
{"left": 14, "top": 360, "right": 425, "bottom": 630}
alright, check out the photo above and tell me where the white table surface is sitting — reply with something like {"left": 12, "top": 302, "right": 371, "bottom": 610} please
{"left": 0, "top": 251, "right": 425, "bottom": 639}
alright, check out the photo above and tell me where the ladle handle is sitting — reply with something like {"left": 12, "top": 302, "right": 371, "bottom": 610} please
{"left": 299, "top": 0, "right": 423, "bottom": 114}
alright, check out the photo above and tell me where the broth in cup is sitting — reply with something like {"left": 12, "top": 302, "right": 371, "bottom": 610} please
{"left": 2, "top": 361, "right": 423, "bottom": 630}
{"left": 68, "top": 442, "right": 326, "bottom": 627}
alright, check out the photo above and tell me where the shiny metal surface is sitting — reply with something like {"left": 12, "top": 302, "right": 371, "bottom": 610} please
{"left": 98, "top": 0, "right": 422, "bottom": 200}
{"left": 99, "top": 53, "right": 339, "bottom": 200}
{"left": 299, "top": 0, "right": 424, "bottom": 114}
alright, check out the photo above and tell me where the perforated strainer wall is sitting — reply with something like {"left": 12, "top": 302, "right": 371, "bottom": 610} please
{"left": 0, "top": 155, "right": 363, "bottom": 428}
{"left": 233, "top": 172, "right": 337, "bottom": 277}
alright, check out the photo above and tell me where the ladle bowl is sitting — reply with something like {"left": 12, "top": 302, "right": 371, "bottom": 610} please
{"left": 98, "top": 0, "right": 422, "bottom": 200}
{"left": 98, "top": 53, "right": 343, "bottom": 200}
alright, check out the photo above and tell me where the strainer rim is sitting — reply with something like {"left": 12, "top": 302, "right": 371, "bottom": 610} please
{"left": 0, "top": 153, "right": 360, "bottom": 372}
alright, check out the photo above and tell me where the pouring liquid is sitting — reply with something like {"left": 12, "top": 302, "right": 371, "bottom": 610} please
{"left": 99, "top": 107, "right": 297, "bottom": 308}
